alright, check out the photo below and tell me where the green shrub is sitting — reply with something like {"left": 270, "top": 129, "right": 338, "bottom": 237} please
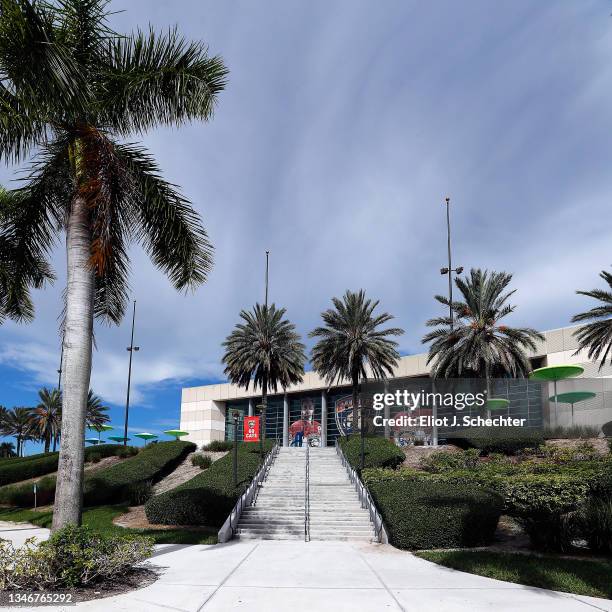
{"left": 579, "top": 497, "right": 612, "bottom": 554}
{"left": 539, "top": 442, "right": 602, "bottom": 463}
{"left": 126, "top": 480, "right": 153, "bottom": 505}
{"left": 0, "top": 444, "right": 134, "bottom": 487}
{"left": 446, "top": 427, "right": 544, "bottom": 455}
{"left": 543, "top": 425, "right": 600, "bottom": 439}
{"left": 83, "top": 441, "right": 194, "bottom": 506}
{"left": 192, "top": 454, "right": 213, "bottom": 470}
{"left": 339, "top": 436, "right": 405, "bottom": 471}
{"left": 202, "top": 440, "right": 234, "bottom": 452}
{"left": 602, "top": 421, "right": 612, "bottom": 437}
{"left": 88, "top": 453, "right": 101, "bottom": 464}
{"left": 368, "top": 479, "right": 503, "bottom": 550}
{"left": 145, "top": 441, "right": 273, "bottom": 526}
{"left": 0, "top": 525, "right": 153, "bottom": 590}
{"left": 419, "top": 449, "right": 481, "bottom": 473}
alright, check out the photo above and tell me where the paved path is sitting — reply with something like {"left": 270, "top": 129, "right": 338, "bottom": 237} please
{"left": 0, "top": 520, "right": 49, "bottom": 548}
{"left": 5, "top": 537, "right": 610, "bottom": 612}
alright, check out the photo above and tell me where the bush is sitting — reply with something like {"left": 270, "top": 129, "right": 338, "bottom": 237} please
{"left": 339, "top": 436, "right": 405, "bottom": 472}
{"left": 145, "top": 441, "right": 273, "bottom": 526}
{"left": 579, "top": 497, "right": 612, "bottom": 554}
{"left": 89, "top": 453, "right": 101, "bottom": 464}
{"left": 202, "top": 440, "right": 233, "bottom": 452}
{"left": 543, "top": 425, "right": 601, "bottom": 439}
{"left": 0, "top": 444, "right": 135, "bottom": 487}
{"left": 83, "top": 441, "right": 194, "bottom": 506}
{"left": 368, "top": 479, "right": 503, "bottom": 550}
{"left": 539, "top": 442, "right": 603, "bottom": 463}
{"left": 602, "top": 421, "right": 612, "bottom": 437}
{"left": 0, "top": 525, "right": 153, "bottom": 590}
{"left": 419, "top": 449, "right": 481, "bottom": 473}
{"left": 192, "top": 454, "right": 213, "bottom": 470}
{"left": 446, "top": 427, "right": 544, "bottom": 455}
{"left": 126, "top": 480, "right": 153, "bottom": 505}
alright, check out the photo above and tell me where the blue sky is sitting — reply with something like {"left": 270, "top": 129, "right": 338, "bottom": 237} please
{"left": 1, "top": 0, "right": 612, "bottom": 452}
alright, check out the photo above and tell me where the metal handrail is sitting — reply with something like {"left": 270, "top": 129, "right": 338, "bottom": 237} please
{"left": 335, "top": 439, "right": 388, "bottom": 544}
{"left": 218, "top": 442, "right": 280, "bottom": 543}
{"left": 304, "top": 438, "right": 310, "bottom": 542}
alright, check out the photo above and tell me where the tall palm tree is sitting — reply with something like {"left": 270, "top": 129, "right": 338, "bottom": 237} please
{"left": 30, "top": 387, "right": 62, "bottom": 453}
{"left": 572, "top": 270, "right": 612, "bottom": 369}
{"left": 0, "top": 0, "right": 226, "bottom": 529}
{"left": 422, "top": 269, "right": 543, "bottom": 399}
{"left": 5, "top": 407, "right": 35, "bottom": 456}
{"left": 310, "top": 290, "right": 403, "bottom": 432}
{"left": 0, "top": 405, "right": 8, "bottom": 434}
{"left": 86, "top": 390, "right": 109, "bottom": 431}
{"left": 222, "top": 304, "right": 306, "bottom": 443}
{"left": 0, "top": 441, "right": 16, "bottom": 458}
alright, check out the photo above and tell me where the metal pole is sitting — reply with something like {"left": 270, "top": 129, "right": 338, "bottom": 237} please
{"left": 445, "top": 197, "right": 453, "bottom": 331}
{"left": 123, "top": 300, "right": 139, "bottom": 446}
{"left": 265, "top": 250, "right": 270, "bottom": 308}
{"left": 57, "top": 337, "right": 64, "bottom": 390}
{"left": 233, "top": 414, "right": 238, "bottom": 487}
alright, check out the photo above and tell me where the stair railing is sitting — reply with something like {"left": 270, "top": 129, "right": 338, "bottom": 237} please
{"left": 335, "top": 438, "right": 388, "bottom": 544}
{"left": 304, "top": 437, "right": 310, "bottom": 542}
{"left": 218, "top": 441, "right": 280, "bottom": 543}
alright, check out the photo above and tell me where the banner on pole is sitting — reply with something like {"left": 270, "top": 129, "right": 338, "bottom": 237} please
{"left": 243, "top": 416, "right": 260, "bottom": 442}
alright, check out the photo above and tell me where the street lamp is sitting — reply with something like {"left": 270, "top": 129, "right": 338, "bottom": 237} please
{"left": 232, "top": 411, "right": 240, "bottom": 487}
{"left": 440, "top": 197, "right": 463, "bottom": 331}
{"left": 123, "top": 300, "right": 140, "bottom": 446}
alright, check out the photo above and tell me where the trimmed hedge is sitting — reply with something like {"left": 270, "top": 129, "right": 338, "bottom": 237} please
{"left": 445, "top": 426, "right": 544, "bottom": 455}
{"left": 202, "top": 440, "right": 233, "bottom": 452}
{"left": 145, "top": 441, "right": 273, "bottom": 526}
{"left": 339, "top": 436, "right": 405, "bottom": 472}
{"left": 0, "top": 442, "right": 190, "bottom": 508}
{"left": 83, "top": 441, "right": 194, "bottom": 506}
{"left": 0, "top": 445, "right": 135, "bottom": 487}
{"left": 369, "top": 478, "right": 503, "bottom": 550}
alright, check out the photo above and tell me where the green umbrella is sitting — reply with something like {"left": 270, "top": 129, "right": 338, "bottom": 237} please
{"left": 108, "top": 435, "right": 130, "bottom": 444}
{"left": 89, "top": 424, "right": 114, "bottom": 442}
{"left": 163, "top": 429, "right": 189, "bottom": 440}
{"left": 530, "top": 365, "right": 584, "bottom": 426}
{"left": 487, "top": 398, "right": 510, "bottom": 412}
{"left": 548, "top": 391, "right": 596, "bottom": 426}
{"left": 134, "top": 432, "right": 158, "bottom": 446}
{"left": 85, "top": 437, "right": 100, "bottom": 445}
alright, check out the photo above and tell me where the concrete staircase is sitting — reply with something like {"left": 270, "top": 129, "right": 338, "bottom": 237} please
{"left": 236, "top": 446, "right": 375, "bottom": 542}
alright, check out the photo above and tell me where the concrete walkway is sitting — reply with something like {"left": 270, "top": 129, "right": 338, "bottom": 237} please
{"left": 0, "top": 520, "right": 50, "bottom": 548}
{"left": 3, "top": 534, "right": 610, "bottom": 612}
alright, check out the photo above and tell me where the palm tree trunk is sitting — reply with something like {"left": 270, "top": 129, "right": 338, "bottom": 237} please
{"left": 52, "top": 195, "right": 94, "bottom": 531}
{"left": 351, "top": 373, "right": 359, "bottom": 436}
{"left": 44, "top": 436, "right": 50, "bottom": 454}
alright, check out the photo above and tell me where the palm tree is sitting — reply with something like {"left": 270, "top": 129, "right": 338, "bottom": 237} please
{"left": 0, "top": 1, "right": 226, "bottom": 529}
{"left": 0, "top": 405, "right": 8, "bottom": 434}
{"left": 5, "top": 407, "right": 35, "bottom": 456}
{"left": 422, "top": 269, "right": 543, "bottom": 401}
{"left": 0, "top": 188, "right": 54, "bottom": 325}
{"left": 30, "top": 388, "right": 62, "bottom": 453}
{"left": 86, "top": 390, "right": 110, "bottom": 431}
{"left": 572, "top": 270, "right": 612, "bottom": 369}
{"left": 222, "top": 304, "right": 306, "bottom": 447}
{"left": 0, "top": 441, "right": 16, "bottom": 458}
{"left": 310, "top": 290, "right": 403, "bottom": 432}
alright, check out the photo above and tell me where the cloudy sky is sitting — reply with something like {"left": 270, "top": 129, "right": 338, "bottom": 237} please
{"left": 1, "top": 0, "right": 611, "bottom": 444}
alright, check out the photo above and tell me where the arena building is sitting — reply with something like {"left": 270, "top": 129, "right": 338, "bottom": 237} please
{"left": 179, "top": 325, "right": 612, "bottom": 448}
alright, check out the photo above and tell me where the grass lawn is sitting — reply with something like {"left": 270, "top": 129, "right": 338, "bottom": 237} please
{"left": 0, "top": 506, "right": 217, "bottom": 545}
{"left": 416, "top": 550, "right": 612, "bottom": 600}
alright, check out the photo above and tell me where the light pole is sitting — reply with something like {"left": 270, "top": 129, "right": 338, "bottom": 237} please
{"left": 232, "top": 411, "right": 239, "bottom": 487}
{"left": 258, "top": 251, "right": 270, "bottom": 462}
{"left": 123, "top": 300, "right": 140, "bottom": 446}
{"left": 440, "top": 197, "right": 463, "bottom": 330}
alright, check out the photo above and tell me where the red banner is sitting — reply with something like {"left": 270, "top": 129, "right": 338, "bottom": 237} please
{"left": 243, "top": 416, "right": 260, "bottom": 442}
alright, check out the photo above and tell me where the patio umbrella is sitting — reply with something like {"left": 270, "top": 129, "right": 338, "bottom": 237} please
{"left": 134, "top": 432, "right": 158, "bottom": 446}
{"left": 548, "top": 391, "right": 596, "bottom": 426}
{"left": 85, "top": 437, "right": 100, "bottom": 445}
{"left": 89, "top": 424, "right": 114, "bottom": 442}
{"left": 487, "top": 398, "right": 510, "bottom": 412}
{"left": 108, "top": 435, "right": 130, "bottom": 444}
{"left": 529, "top": 365, "right": 584, "bottom": 426}
{"left": 163, "top": 429, "right": 189, "bottom": 440}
